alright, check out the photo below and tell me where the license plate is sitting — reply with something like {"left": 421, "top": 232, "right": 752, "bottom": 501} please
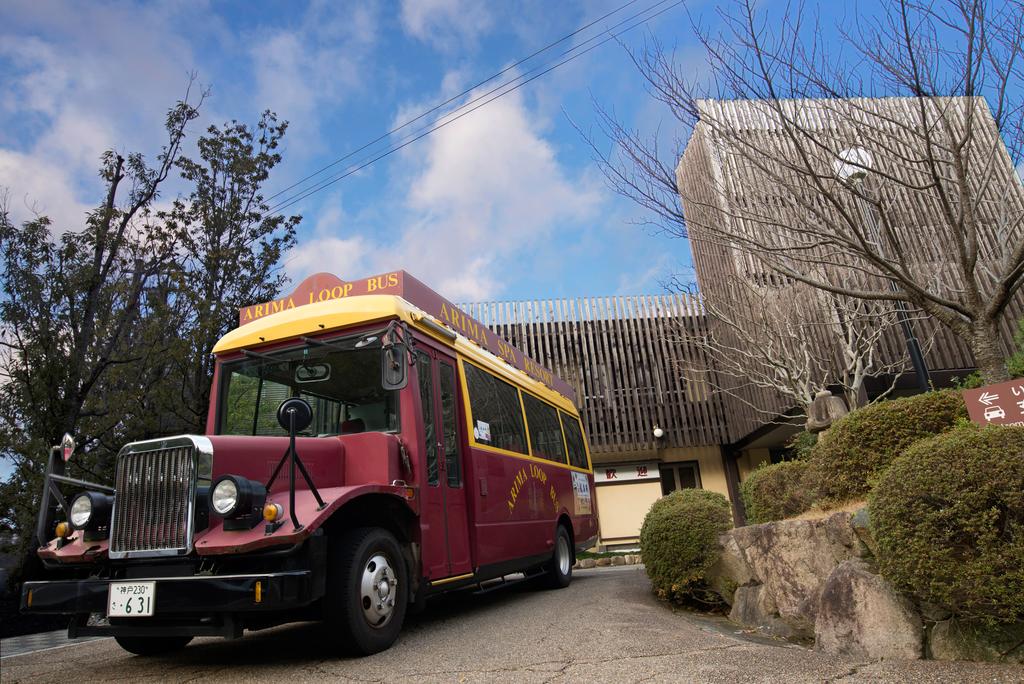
{"left": 107, "top": 581, "right": 156, "bottom": 617}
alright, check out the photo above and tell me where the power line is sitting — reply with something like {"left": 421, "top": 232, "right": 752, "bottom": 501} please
{"left": 265, "top": 0, "right": 642, "bottom": 204}
{"left": 266, "top": 0, "right": 684, "bottom": 218}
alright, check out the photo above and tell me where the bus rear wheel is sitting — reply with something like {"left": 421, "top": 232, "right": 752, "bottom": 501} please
{"left": 543, "top": 525, "right": 573, "bottom": 589}
{"left": 114, "top": 635, "right": 192, "bottom": 656}
{"left": 324, "top": 527, "right": 408, "bottom": 656}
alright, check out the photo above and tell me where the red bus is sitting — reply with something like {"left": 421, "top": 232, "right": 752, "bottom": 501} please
{"left": 22, "top": 271, "right": 598, "bottom": 656}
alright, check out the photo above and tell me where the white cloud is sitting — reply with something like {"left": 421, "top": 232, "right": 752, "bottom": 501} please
{"left": 285, "top": 197, "right": 373, "bottom": 280}
{"left": 286, "top": 77, "right": 601, "bottom": 301}
{"left": 0, "top": 150, "right": 92, "bottom": 229}
{"left": 399, "top": 0, "right": 493, "bottom": 52}
{"left": 250, "top": 2, "right": 378, "bottom": 155}
{"left": 390, "top": 85, "right": 600, "bottom": 299}
{"left": 284, "top": 75, "right": 602, "bottom": 298}
{"left": 0, "top": 1, "right": 201, "bottom": 230}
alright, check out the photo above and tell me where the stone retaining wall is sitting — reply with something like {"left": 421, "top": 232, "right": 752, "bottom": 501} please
{"left": 705, "top": 509, "right": 1023, "bottom": 664}
{"left": 573, "top": 554, "right": 642, "bottom": 569}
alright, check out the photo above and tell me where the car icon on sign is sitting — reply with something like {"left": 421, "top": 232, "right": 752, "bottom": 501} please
{"left": 984, "top": 405, "right": 1006, "bottom": 421}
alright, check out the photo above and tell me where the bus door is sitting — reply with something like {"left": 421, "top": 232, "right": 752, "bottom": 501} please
{"left": 416, "top": 350, "right": 472, "bottom": 580}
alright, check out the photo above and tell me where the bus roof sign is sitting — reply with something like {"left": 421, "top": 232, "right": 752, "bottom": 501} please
{"left": 238, "top": 270, "right": 577, "bottom": 403}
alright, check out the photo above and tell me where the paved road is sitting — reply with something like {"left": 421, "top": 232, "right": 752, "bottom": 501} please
{"left": 2, "top": 566, "right": 1021, "bottom": 683}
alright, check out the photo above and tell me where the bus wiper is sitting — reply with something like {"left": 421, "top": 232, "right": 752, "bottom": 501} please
{"left": 300, "top": 336, "right": 351, "bottom": 352}
{"left": 241, "top": 348, "right": 288, "bottom": 363}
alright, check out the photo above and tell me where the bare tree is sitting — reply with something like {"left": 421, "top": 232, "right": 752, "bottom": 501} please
{"left": 589, "top": 0, "right": 1024, "bottom": 383}
{"left": 668, "top": 273, "right": 914, "bottom": 420}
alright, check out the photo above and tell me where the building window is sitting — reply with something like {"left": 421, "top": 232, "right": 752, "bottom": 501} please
{"left": 660, "top": 462, "right": 702, "bottom": 496}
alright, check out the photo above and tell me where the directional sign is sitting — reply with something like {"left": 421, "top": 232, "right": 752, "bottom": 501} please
{"left": 978, "top": 391, "right": 999, "bottom": 406}
{"left": 962, "top": 379, "right": 1024, "bottom": 427}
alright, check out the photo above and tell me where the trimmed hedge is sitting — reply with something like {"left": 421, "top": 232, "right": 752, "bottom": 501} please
{"left": 786, "top": 430, "right": 818, "bottom": 460}
{"left": 639, "top": 489, "right": 733, "bottom": 602}
{"left": 870, "top": 424, "right": 1024, "bottom": 624}
{"left": 808, "top": 390, "right": 967, "bottom": 503}
{"left": 740, "top": 460, "right": 814, "bottom": 524}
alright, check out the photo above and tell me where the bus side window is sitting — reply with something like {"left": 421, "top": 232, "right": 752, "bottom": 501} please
{"left": 417, "top": 354, "right": 439, "bottom": 486}
{"left": 462, "top": 362, "right": 528, "bottom": 455}
{"left": 439, "top": 362, "right": 460, "bottom": 487}
{"left": 523, "top": 393, "right": 567, "bottom": 464}
{"left": 560, "top": 412, "right": 589, "bottom": 470}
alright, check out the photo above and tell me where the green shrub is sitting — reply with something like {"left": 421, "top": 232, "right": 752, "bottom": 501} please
{"left": 786, "top": 430, "right": 818, "bottom": 460}
{"left": 741, "top": 460, "right": 814, "bottom": 523}
{"left": 639, "top": 489, "right": 733, "bottom": 602}
{"left": 951, "top": 372, "right": 984, "bottom": 389}
{"left": 870, "top": 424, "right": 1024, "bottom": 624}
{"left": 808, "top": 390, "right": 967, "bottom": 503}
{"left": 1008, "top": 317, "right": 1024, "bottom": 378}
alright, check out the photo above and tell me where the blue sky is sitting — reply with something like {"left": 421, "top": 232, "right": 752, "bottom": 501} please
{"left": 1, "top": 0, "right": 862, "bottom": 302}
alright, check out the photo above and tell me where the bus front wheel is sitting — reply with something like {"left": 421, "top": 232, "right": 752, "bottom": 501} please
{"left": 324, "top": 527, "right": 409, "bottom": 656}
{"left": 543, "top": 525, "right": 573, "bottom": 589}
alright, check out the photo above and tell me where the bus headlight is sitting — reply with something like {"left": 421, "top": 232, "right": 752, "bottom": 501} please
{"left": 69, "top": 491, "right": 113, "bottom": 536}
{"left": 70, "top": 494, "right": 92, "bottom": 528}
{"left": 210, "top": 475, "right": 266, "bottom": 529}
{"left": 211, "top": 477, "right": 239, "bottom": 517}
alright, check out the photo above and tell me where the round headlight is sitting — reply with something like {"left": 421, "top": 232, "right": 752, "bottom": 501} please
{"left": 70, "top": 493, "right": 93, "bottom": 529}
{"left": 211, "top": 478, "right": 239, "bottom": 516}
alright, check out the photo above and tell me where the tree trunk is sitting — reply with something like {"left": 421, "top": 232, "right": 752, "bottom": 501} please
{"left": 972, "top": 319, "right": 1010, "bottom": 384}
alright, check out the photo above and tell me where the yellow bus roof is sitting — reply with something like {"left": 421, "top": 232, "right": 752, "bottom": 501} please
{"left": 212, "top": 294, "right": 578, "bottom": 414}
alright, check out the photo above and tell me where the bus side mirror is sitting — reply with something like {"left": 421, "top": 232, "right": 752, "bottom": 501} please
{"left": 382, "top": 343, "right": 408, "bottom": 391}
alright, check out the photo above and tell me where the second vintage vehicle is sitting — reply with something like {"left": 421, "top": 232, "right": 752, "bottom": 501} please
{"left": 22, "top": 271, "right": 598, "bottom": 656}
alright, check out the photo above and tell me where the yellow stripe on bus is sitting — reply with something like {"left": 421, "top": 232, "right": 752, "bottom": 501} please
{"left": 429, "top": 573, "right": 475, "bottom": 586}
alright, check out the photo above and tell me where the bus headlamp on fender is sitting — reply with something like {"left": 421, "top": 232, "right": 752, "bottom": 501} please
{"left": 69, "top": 491, "right": 113, "bottom": 540}
{"left": 210, "top": 475, "right": 266, "bottom": 530}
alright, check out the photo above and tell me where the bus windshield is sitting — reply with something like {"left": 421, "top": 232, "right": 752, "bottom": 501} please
{"left": 218, "top": 335, "right": 399, "bottom": 437}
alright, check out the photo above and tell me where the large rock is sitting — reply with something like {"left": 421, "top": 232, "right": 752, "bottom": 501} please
{"left": 815, "top": 560, "right": 923, "bottom": 660}
{"left": 706, "top": 533, "right": 754, "bottom": 605}
{"left": 930, "top": 618, "right": 1024, "bottom": 664}
{"left": 849, "top": 507, "right": 878, "bottom": 557}
{"left": 727, "top": 512, "right": 867, "bottom": 635}
{"left": 729, "top": 583, "right": 798, "bottom": 639}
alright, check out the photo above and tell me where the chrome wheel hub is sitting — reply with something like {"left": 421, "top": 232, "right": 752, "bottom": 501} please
{"left": 557, "top": 535, "right": 571, "bottom": 575}
{"left": 360, "top": 553, "right": 398, "bottom": 628}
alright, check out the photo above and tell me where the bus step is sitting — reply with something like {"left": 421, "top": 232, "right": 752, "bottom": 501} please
{"left": 472, "top": 573, "right": 538, "bottom": 595}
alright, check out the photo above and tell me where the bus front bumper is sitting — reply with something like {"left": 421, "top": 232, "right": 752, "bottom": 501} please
{"left": 21, "top": 571, "right": 316, "bottom": 638}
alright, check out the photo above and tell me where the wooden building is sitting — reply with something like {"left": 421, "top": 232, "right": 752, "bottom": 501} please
{"left": 676, "top": 96, "right": 1024, "bottom": 459}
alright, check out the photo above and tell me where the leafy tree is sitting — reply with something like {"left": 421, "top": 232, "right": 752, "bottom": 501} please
{"left": 0, "top": 92, "right": 203, "bottom": 565}
{"left": 0, "top": 94, "right": 299, "bottom": 585}
{"left": 156, "top": 111, "right": 300, "bottom": 434}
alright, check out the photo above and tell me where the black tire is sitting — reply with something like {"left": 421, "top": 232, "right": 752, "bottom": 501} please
{"left": 114, "top": 635, "right": 192, "bottom": 656}
{"left": 324, "top": 527, "right": 408, "bottom": 656}
{"left": 543, "top": 525, "right": 573, "bottom": 589}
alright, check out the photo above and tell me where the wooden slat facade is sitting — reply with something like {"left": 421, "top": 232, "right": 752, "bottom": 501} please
{"left": 459, "top": 295, "right": 730, "bottom": 456}
{"left": 677, "top": 96, "right": 1024, "bottom": 444}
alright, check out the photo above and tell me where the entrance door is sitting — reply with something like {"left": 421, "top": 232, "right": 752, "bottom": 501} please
{"left": 417, "top": 350, "right": 472, "bottom": 580}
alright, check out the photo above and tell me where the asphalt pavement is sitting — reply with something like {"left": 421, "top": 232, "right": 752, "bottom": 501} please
{"left": 1, "top": 565, "right": 1021, "bottom": 683}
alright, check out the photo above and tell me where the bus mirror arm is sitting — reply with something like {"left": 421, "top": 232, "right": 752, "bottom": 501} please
{"left": 267, "top": 398, "right": 327, "bottom": 531}
{"left": 381, "top": 321, "right": 413, "bottom": 391}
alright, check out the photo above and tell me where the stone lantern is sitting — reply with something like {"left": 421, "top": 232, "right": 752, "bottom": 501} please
{"left": 806, "top": 389, "right": 849, "bottom": 433}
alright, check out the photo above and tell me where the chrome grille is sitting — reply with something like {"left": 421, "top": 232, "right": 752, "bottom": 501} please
{"left": 110, "top": 440, "right": 198, "bottom": 559}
